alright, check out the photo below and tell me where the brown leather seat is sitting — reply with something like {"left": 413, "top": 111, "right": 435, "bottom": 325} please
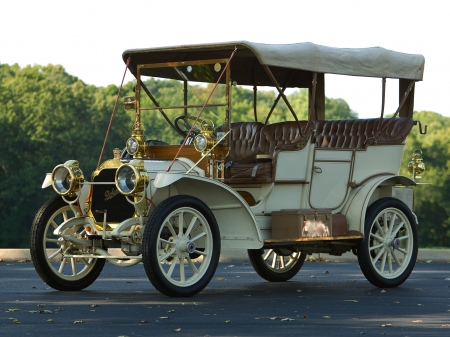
{"left": 216, "top": 122, "right": 264, "bottom": 163}
{"left": 225, "top": 121, "right": 307, "bottom": 184}
{"left": 313, "top": 117, "right": 414, "bottom": 149}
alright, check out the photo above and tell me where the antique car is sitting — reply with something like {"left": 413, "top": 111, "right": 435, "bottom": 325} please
{"left": 30, "top": 41, "right": 426, "bottom": 297}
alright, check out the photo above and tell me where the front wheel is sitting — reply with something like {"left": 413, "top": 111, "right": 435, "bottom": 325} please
{"left": 142, "top": 195, "right": 220, "bottom": 297}
{"left": 248, "top": 248, "right": 306, "bottom": 282}
{"left": 357, "top": 197, "right": 418, "bottom": 288}
{"left": 30, "top": 197, "right": 105, "bottom": 291}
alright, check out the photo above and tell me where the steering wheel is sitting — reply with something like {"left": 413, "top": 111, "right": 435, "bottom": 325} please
{"left": 174, "top": 115, "right": 203, "bottom": 141}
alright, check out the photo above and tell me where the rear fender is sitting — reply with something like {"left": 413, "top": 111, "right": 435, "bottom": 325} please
{"left": 341, "top": 175, "right": 416, "bottom": 233}
{"left": 153, "top": 173, "right": 263, "bottom": 249}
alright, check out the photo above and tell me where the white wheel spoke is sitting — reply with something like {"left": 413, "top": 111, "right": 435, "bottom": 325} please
{"left": 58, "top": 259, "right": 66, "bottom": 273}
{"left": 271, "top": 253, "right": 278, "bottom": 268}
{"left": 391, "top": 222, "right": 404, "bottom": 237}
{"left": 190, "top": 231, "right": 206, "bottom": 242}
{"left": 62, "top": 210, "right": 69, "bottom": 222}
{"left": 373, "top": 247, "right": 385, "bottom": 263}
{"left": 387, "top": 254, "right": 393, "bottom": 274}
{"left": 178, "top": 211, "right": 184, "bottom": 236}
{"left": 397, "top": 235, "right": 409, "bottom": 241}
{"left": 193, "top": 249, "right": 207, "bottom": 256}
{"left": 397, "top": 247, "right": 408, "bottom": 255}
{"left": 375, "top": 220, "right": 385, "bottom": 237}
{"left": 158, "top": 248, "right": 176, "bottom": 262}
{"left": 71, "top": 258, "right": 76, "bottom": 276}
{"left": 280, "top": 257, "right": 286, "bottom": 269}
{"left": 383, "top": 212, "right": 389, "bottom": 234}
{"left": 185, "top": 216, "right": 198, "bottom": 237}
{"left": 391, "top": 251, "right": 402, "bottom": 267}
{"left": 370, "top": 233, "right": 384, "bottom": 242}
{"left": 48, "top": 248, "right": 62, "bottom": 260}
{"left": 166, "top": 221, "right": 177, "bottom": 237}
{"left": 167, "top": 258, "right": 177, "bottom": 278}
{"left": 379, "top": 251, "right": 387, "bottom": 273}
{"left": 388, "top": 213, "right": 397, "bottom": 236}
{"left": 263, "top": 249, "right": 274, "bottom": 261}
{"left": 159, "top": 238, "right": 175, "bottom": 246}
{"left": 45, "top": 238, "right": 60, "bottom": 244}
{"left": 369, "top": 242, "right": 384, "bottom": 252}
{"left": 179, "top": 258, "right": 185, "bottom": 282}
{"left": 51, "top": 220, "right": 59, "bottom": 229}
{"left": 187, "top": 257, "right": 199, "bottom": 274}
{"left": 81, "top": 258, "right": 91, "bottom": 266}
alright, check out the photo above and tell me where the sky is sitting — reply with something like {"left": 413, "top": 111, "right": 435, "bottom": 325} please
{"left": 1, "top": 0, "right": 448, "bottom": 119}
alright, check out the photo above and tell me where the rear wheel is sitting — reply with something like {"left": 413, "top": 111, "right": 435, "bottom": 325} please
{"left": 30, "top": 197, "right": 105, "bottom": 290}
{"left": 248, "top": 248, "right": 306, "bottom": 282}
{"left": 357, "top": 197, "right": 418, "bottom": 288}
{"left": 142, "top": 195, "right": 220, "bottom": 297}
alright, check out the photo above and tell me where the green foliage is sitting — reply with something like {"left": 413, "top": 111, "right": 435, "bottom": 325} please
{"left": 0, "top": 64, "right": 130, "bottom": 247}
{"left": 400, "top": 111, "right": 450, "bottom": 247}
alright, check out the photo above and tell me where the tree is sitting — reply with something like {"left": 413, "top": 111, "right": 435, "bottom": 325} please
{"left": 400, "top": 111, "right": 450, "bottom": 247}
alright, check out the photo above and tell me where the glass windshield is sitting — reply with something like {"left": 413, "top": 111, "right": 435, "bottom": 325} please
{"left": 136, "top": 60, "right": 229, "bottom": 145}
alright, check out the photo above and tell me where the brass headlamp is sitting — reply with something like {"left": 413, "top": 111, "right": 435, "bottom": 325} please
{"left": 115, "top": 159, "right": 149, "bottom": 196}
{"left": 408, "top": 149, "right": 425, "bottom": 180}
{"left": 194, "top": 120, "right": 216, "bottom": 154}
{"left": 52, "top": 160, "right": 84, "bottom": 196}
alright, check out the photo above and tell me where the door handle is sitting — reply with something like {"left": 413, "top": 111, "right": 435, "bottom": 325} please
{"left": 313, "top": 166, "right": 322, "bottom": 173}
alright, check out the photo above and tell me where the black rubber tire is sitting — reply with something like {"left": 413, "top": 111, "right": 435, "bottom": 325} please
{"left": 142, "top": 195, "right": 220, "bottom": 297}
{"left": 357, "top": 197, "right": 418, "bottom": 288}
{"left": 30, "top": 197, "right": 105, "bottom": 291}
{"left": 248, "top": 249, "right": 306, "bottom": 282}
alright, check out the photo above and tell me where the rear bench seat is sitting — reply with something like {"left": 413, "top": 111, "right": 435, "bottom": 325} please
{"left": 313, "top": 117, "right": 414, "bottom": 149}
{"left": 220, "top": 117, "right": 414, "bottom": 184}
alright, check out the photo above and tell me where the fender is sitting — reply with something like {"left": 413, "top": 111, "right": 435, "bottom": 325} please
{"left": 153, "top": 172, "right": 263, "bottom": 249}
{"left": 341, "top": 175, "right": 416, "bottom": 234}
{"left": 111, "top": 217, "right": 145, "bottom": 237}
{"left": 53, "top": 216, "right": 96, "bottom": 236}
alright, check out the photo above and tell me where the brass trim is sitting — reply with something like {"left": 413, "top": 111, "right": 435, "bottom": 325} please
{"left": 91, "top": 159, "right": 122, "bottom": 180}
{"left": 139, "top": 58, "right": 229, "bottom": 69}
{"left": 264, "top": 234, "right": 363, "bottom": 243}
{"left": 140, "top": 103, "right": 226, "bottom": 111}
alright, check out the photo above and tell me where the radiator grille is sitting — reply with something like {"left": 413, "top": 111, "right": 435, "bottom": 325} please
{"left": 90, "top": 168, "right": 135, "bottom": 223}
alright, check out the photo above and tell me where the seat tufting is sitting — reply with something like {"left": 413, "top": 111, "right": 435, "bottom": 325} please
{"left": 216, "top": 122, "right": 264, "bottom": 163}
{"left": 225, "top": 121, "right": 307, "bottom": 184}
{"left": 313, "top": 117, "right": 414, "bottom": 149}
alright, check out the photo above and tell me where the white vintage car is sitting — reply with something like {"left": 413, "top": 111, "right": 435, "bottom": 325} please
{"left": 30, "top": 41, "right": 427, "bottom": 297}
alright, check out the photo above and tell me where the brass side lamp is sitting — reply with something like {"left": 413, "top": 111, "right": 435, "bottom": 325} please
{"left": 408, "top": 149, "right": 425, "bottom": 181}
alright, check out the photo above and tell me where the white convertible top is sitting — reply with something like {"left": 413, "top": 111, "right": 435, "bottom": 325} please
{"left": 123, "top": 41, "right": 425, "bottom": 81}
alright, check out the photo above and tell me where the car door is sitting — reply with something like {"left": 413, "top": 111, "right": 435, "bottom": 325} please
{"left": 309, "top": 148, "right": 353, "bottom": 209}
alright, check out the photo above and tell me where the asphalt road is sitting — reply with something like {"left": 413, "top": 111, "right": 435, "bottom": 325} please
{"left": 1, "top": 261, "right": 450, "bottom": 337}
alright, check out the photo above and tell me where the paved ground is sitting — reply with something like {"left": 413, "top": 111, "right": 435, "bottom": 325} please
{"left": 1, "top": 261, "right": 450, "bottom": 337}
{"left": 1, "top": 248, "right": 449, "bottom": 263}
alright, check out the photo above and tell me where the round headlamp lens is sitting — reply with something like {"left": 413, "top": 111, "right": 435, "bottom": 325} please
{"left": 53, "top": 167, "right": 71, "bottom": 194}
{"left": 194, "top": 135, "right": 207, "bottom": 151}
{"left": 117, "top": 166, "right": 136, "bottom": 194}
{"left": 126, "top": 138, "right": 139, "bottom": 155}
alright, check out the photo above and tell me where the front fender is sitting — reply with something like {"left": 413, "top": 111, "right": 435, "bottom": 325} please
{"left": 341, "top": 175, "right": 416, "bottom": 233}
{"left": 53, "top": 216, "right": 96, "bottom": 236}
{"left": 153, "top": 172, "right": 263, "bottom": 249}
